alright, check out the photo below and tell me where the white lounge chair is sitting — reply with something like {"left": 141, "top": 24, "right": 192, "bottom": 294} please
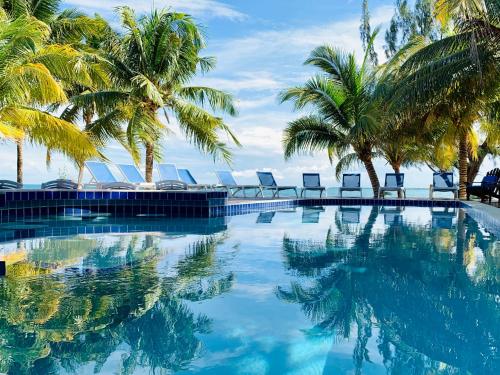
{"left": 156, "top": 164, "right": 188, "bottom": 190}
{"left": 0, "top": 180, "right": 22, "bottom": 190}
{"left": 116, "top": 164, "right": 146, "bottom": 184}
{"left": 85, "top": 161, "right": 136, "bottom": 190}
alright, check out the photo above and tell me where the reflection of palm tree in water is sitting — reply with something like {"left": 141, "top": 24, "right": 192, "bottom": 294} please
{"left": 277, "top": 207, "right": 499, "bottom": 374}
{"left": 0, "top": 233, "right": 235, "bottom": 374}
{"left": 278, "top": 207, "right": 379, "bottom": 375}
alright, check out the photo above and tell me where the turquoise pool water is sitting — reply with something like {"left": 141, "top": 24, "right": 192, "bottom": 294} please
{"left": 0, "top": 206, "right": 498, "bottom": 374}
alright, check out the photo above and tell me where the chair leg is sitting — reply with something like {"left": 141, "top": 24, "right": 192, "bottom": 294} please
{"left": 295, "top": 188, "right": 298, "bottom": 198}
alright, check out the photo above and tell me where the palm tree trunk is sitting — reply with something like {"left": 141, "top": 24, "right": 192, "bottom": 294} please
{"left": 458, "top": 133, "right": 468, "bottom": 199}
{"left": 145, "top": 142, "right": 154, "bottom": 183}
{"left": 77, "top": 164, "right": 85, "bottom": 189}
{"left": 362, "top": 157, "right": 379, "bottom": 197}
{"left": 467, "top": 141, "right": 488, "bottom": 183}
{"left": 16, "top": 139, "right": 23, "bottom": 184}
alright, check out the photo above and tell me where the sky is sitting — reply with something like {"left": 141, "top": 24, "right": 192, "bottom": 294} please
{"left": 0, "top": 0, "right": 496, "bottom": 186}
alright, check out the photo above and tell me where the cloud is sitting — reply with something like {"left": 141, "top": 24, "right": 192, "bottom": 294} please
{"left": 196, "top": 72, "right": 284, "bottom": 93}
{"left": 64, "top": 0, "right": 246, "bottom": 20}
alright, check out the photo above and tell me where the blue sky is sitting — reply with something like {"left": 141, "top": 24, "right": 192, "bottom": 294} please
{"left": 0, "top": 0, "right": 496, "bottom": 186}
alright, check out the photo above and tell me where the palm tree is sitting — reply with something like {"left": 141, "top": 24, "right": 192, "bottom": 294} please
{"left": 279, "top": 39, "right": 382, "bottom": 196}
{"left": 0, "top": 10, "right": 99, "bottom": 183}
{"left": 389, "top": 0, "right": 500, "bottom": 198}
{"left": 74, "top": 7, "right": 239, "bottom": 182}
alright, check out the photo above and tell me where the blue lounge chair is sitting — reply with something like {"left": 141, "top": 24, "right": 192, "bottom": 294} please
{"left": 339, "top": 173, "right": 362, "bottom": 197}
{"left": 378, "top": 173, "right": 406, "bottom": 198}
{"left": 256, "top": 211, "right": 276, "bottom": 224}
{"left": 41, "top": 179, "right": 78, "bottom": 190}
{"left": 301, "top": 173, "right": 326, "bottom": 198}
{"left": 429, "top": 172, "right": 458, "bottom": 199}
{"left": 215, "top": 171, "right": 262, "bottom": 197}
{"left": 431, "top": 207, "right": 456, "bottom": 229}
{"left": 339, "top": 206, "right": 361, "bottom": 224}
{"left": 0, "top": 180, "right": 22, "bottom": 190}
{"left": 380, "top": 206, "right": 404, "bottom": 226}
{"left": 85, "top": 161, "right": 136, "bottom": 190}
{"left": 156, "top": 164, "right": 188, "bottom": 190}
{"left": 178, "top": 169, "right": 214, "bottom": 189}
{"left": 302, "top": 206, "right": 325, "bottom": 223}
{"left": 256, "top": 172, "right": 298, "bottom": 198}
{"left": 116, "top": 164, "right": 146, "bottom": 184}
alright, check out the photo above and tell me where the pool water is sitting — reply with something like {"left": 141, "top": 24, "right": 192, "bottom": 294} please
{"left": 0, "top": 206, "right": 498, "bottom": 374}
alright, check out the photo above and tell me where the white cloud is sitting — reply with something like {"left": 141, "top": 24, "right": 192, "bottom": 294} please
{"left": 196, "top": 72, "right": 283, "bottom": 93}
{"left": 64, "top": 0, "right": 245, "bottom": 20}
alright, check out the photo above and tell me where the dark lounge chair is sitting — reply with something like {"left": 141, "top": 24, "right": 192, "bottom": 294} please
{"left": 467, "top": 168, "right": 500, "bottom": 202}
{"left": 301, "top": 173, "right": 326, "bottom": 198}
{"left": 41, "top": 179, "right": 78, "bottom": 190}
{"left": 0, "top": 180, "right": 22, "bottom": 190}
{"left": 256, "top": 172, "right": 298, "bottom": 198}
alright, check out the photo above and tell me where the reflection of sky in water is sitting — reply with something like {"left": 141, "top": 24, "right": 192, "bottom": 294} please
{"left": 0, "top": 206, "right": 498, "bottom": 374}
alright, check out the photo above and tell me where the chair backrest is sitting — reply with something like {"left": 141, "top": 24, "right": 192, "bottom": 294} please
{"left": 216, "top": 171, "right": 238, "bottom": 186}
{"left": 117, "top": 164, "right": 145, "bottom": 183}
{"left": 433, "top": 172, "right": 454, "bottom": 188}
{"left": 41, "top": 179, "right": 78, "bottom": 190}
{"left": 178, "top": 169, "right": 197, "bottom": 185}
{"left": 157, "top": 164, "right": 180, "bottom": 181}
{"left": 481, "top": 175, "right": 498, "bottom": 187}
{"left": 385, "top": 173, "right": 404, "bottom": 188}
{"left": 0, "top": 180, "right": 22, "bottom": 190}
{"left": 340, "top": 207, "right": 360, "bottom": 224}
{"left": 85, "top": 161, "right": 118, "bottom": 183}
{"left": 257, "top": 172, "right": 277, "bottom": 187}
{"left": 342, "top": 174, "right": 360, "bottom": 188}
{"left": 303, "top": 173, "right": 321, "bottom": 188}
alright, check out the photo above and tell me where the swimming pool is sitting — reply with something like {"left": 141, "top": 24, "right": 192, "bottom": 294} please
{"left": 0, "top": 206, "right": 498, "bottom": 374}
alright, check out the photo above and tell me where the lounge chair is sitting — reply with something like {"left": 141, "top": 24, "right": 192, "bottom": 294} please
{"left": 380, "top": 206, "right": 404, "bottom": 226}
{"left": 302, "top": 206, "right": 325, "bottom": 223}
{"left": 467, "top": 168, "right": 500, "bottom": 201}
{"left": 256, "top": 211, "right": 276, "bottom": 224}
{"left": 156, "top": 164, "right": 188, "bottom": 190}
{"left": 85, "top": 161, "right": 136, "bottom": 190}
{"left": 431, "top": 207, "right": 456, "bottom": 229}
{"left": 116, "top": 164, "right": 146, "bottom": 184}
{"left": 215, "top": 171, "right": 262, "bottom": 198}
{"left": 0, "top": 180, "right": 22, "bottom": 190}
{"left": 41, "top": 179, "right": 78, "bottom": 190}
{"left": 301, "top": 173, "right": 326, "bottom": 198}
{"left": 429, "top": 172, "right": 458, "bottom": 199}
{"left": 178, "top": 169, "right": 214, "bottom": 189}
{"left": 256, "top": 172, "right": 298, "bottom": 198}
{"left": 339, "top": 173, "right": 362, "bottom": 197}
{"left": 339, "top": 206, "right": 361, "bottom": 224}
{"left": 378, "top": 173, "right": 406, "bottom": 198}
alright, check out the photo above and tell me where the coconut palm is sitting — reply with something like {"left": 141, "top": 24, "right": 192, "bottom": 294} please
{"left": 0, "top": 11, "right": 99, "bottom": 183}
{"left": 389, "top": 0, "right": 500, "bottom": 198}
{"left": 73, "top": 7, "right": 239, "bottom": 182}
{"left": 279, "top": 38, "right": 381, "bottom": 195}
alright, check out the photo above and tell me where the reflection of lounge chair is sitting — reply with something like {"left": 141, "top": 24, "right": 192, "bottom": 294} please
{"left": 340, "top": 206, "right": 361, "bottom": 224}
{"left": 380, "top": 206, "right": 404, "bottom": 225}
{"left": 85, "top": 161, "right": 136, "bottom": 190}
{"left": 0, "top": 180, "right": 22, "bottom": 190}
{"left": 215, "top": 170, "right": 262, "bottom": 197}
{"left": 256, "top": 172, "right": 298, "bottom": 198}
{"left": 301, "top": 173, "right": 326, "bottom": 198}
{"left": 156, "top": 164, "right": 188, "bottom": 190}
{"left": 339, "top": 173, "right": 362, "bottom": 197}
{"left": 379, "top": 173, "right": 406, "bottom": 198}
{"left": 431, "top": 207, "right": 457, "bottom": 229}
{"left": 302, "top": 206, "right": 325, "bottom": 223}
{"left": 429, "top": 172, "right": 458, "bottom": 199}
{"left": 178, "top": 168, "right": 214, "bottom": 189}
{"left": 116, "top": 164, "right": 146, "bottom": 184}
{"left": 256, "top": 211, "right": 276, "bottom": 224}
{"left": 41, "top": 179, "right": 78, "bottom": 190}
